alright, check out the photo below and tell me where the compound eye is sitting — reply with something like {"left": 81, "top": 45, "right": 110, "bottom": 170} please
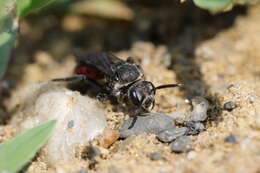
{"left": 129, "top": 90, "right": 142, "bottom": 106}
{"left": 142, "top": 81, "right": 156, "bottom": 94}
{"left": 142, "top": 96, "right": 155, "bottom": 110}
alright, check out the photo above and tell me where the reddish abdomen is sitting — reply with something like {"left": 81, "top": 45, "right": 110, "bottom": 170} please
{"left": 75, "top": 64, "right": 104, "bottom": 79}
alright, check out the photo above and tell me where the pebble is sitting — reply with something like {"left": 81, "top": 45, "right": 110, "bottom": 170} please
{"left": 97, "top": 128, "right": 119, "bottom": 148}
{"left": 67, "top": 120, "right": 74, "bottom": 128}
{"left": 223, "top": 101, "right": 237, "bottom": 111}
{"left": 156, "top": 127, "right": 188, "bottom": 143}
{"left": 190, "top": 97, "right": 210, "bottom": 122}
{"left": 148, "top": 152, "right": 163, "bottom": 161}
{"left": 224, "top": 134, "right": 237, "bottom": 143}
{"left": 78, "top": 169, "right": 88, "bottom": 173}
{"left": 170, "top": 136, "right": 192, "bottom": 153}
{"left": 120, "top": 112, "right": 175, "bottom": 138}
{"left": 184, "top": 121, "right": 205, "bottom": 135}
{"left": 10, "top": 82, "right": 107, "bottom": 166}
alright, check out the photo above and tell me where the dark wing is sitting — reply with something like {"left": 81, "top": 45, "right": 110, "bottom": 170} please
{"left": 106, "top": 52, "right": 125, "bottom": 65}
{"left": 73, "top": 50, "right": 123, "bottom": 77}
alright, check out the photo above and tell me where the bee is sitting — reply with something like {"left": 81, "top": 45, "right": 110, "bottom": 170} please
{"left": 52, "top": 51, "right": 182, "bottom": 114}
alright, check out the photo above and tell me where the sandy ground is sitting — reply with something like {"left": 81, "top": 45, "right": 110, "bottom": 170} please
{"left": 1, "top": 2, "right": 260, "bottom": 173}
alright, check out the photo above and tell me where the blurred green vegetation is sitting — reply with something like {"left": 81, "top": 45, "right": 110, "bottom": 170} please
{"left": 0, "top": 0, "right": 57, "bottom": 79}
{"left": 0, "top": 120, "right": 57, "bottom": 173}
{"left": 0, "top": 0, "right": 258, "bottom": 79}
{"left": 193, "top": 0, "right": 258, "bottom": 13}
{"left": 0, "top": 0, "right": 18, "bottom": 79}
{"left": 17, "top": 0, "right": 57, "bottom": 18}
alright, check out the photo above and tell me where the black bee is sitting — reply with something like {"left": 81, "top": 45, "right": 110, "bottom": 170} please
{"left": 52, "top": 51, "right": 182, "bottom": 114}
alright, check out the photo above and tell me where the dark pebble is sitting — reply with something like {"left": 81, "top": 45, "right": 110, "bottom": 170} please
{"left": 170, "top": 136, "right": 192, "bottom": 153}
{"left": 67, "top": 120, "right": 74, "bottom": 128}
{"left": 224, "top": 134, "right": 237, "bottom": 143}
{"left": 78, "top": 169, "right": 88, "bottom": 173}
{"left": 184, "top": 120, "right": 205, "bottom": 135}
{"left": 148, "top": 152, "right": 163, "bottom": 160}
{"left": 223, "top": 101, "right": 237, "bottom": 111}
{"left": 156, "top": 127, "right": 188, "bottom": 143}
{"left": 119, "top": 112, "right": 175, "bottom": 138}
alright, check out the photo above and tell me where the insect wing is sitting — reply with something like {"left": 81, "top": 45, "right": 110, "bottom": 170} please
{"left": 74, "top": 50, "right": 115, "bottom": 77}
{"left": 106, "top": 52, "right": 125, "bottom": 65}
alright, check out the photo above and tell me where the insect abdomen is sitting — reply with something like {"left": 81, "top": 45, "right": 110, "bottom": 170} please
{"left": 75, "top": 64, "right": 104, "bottom": 79}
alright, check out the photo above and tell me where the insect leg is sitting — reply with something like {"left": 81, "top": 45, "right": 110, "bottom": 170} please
{"left": 128, "top": 116, "right": 138, "bottom": 129}
{"left": 51, "top": 75, "right": 87, "bottom": 82}
{"left": 51, "top": 75, "right": 103, "bottom": 89}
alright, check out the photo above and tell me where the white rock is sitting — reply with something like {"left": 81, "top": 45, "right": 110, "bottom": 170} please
{"left": 11, "top": 82, "right": 106, "bottom": 165}
{"left": 190, "top": 97, "right": 209, "bottom": 122}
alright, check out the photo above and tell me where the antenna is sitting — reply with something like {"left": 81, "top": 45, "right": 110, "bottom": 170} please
{"left": 155, "top": 83, "right": 183, "bottom": 90}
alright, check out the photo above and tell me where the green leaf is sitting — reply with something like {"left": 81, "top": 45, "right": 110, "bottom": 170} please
{"left": 0, "top": 0, "right": 58, "bottom": 78}
{"left": 71, "top": 0, "right": 134, "bottom": 21}
{"left": 17, "top": 0, "right": 57, "bottom": 18}
{"left": 0, "top": 120, "right": 57, "bottom": 173}
{"left": 0, "top": 0, "right": 18, "bottom": 78}
{"left": 0, "top": 30, "right": 17, "bottom": 78}
{"left": 193, "top": 0, "right": 234, "bottom": 12}
{"left": 0, "top": 0, "right": 16, "bottom": 33}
